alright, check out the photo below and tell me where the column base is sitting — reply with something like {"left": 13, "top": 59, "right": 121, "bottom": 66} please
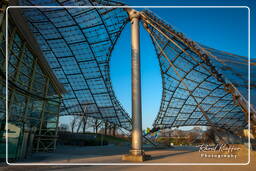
{"left": 122, "top": 150, "right": 151, "bottom": 162}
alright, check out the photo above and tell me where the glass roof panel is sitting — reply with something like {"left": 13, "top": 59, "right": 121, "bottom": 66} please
{"left": 141, "top": 10, "right": 250, "bottom": 131}
{"left": 20, "top": 0, "right": 131, "bottom": 130}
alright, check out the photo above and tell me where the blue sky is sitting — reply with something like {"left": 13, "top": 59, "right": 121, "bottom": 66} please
{"left": 110, "top": 0, "right": 253, "bottom": 129}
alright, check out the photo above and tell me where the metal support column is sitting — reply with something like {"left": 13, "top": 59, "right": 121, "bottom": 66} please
{"left": 130, "top": 9, "right": 143, "bottom": 156}
{"left": 122, "top": 9, "right": 150, "bottom": 162}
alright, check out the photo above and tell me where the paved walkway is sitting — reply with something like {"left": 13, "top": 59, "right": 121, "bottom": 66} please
{"left": 2, "top": 145, "right": 256, "bottom": 171}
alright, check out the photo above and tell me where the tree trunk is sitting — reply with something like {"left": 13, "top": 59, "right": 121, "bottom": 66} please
{"left": 95, "top": 119, "right": 98, "bottom": 134}
{"left": 105, "top": 122, "right": 108, "bottom": 135}
{"left": 76, "top": 117, "right": 83, "bottom": 133}
{"left": 82, "top": 117, "right": 87, "bottom": 133}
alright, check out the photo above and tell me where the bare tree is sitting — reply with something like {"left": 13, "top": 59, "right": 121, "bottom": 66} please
{"left": 70, "top": 116, "right": 79, "bottom": 133}
{"left": 187, "top": 131, "right": 200, "bottom": 144}
{"left": 202, "top": 127, "right": 217, "bottom": 144}
{"left": 95, "top": 119, "right": 98, "bottom": 133}
{"left": 76, "top": 116, "right": 88, "bottom": 133}
{"left": 76, "top": 116, "right": 83, "bottom": 133}
{"left": 82, "top": 116, "right": 88, "bottom": 133}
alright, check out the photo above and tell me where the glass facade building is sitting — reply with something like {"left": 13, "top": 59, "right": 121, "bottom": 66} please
{"left": 0, "top": 2, "right": 64, "bottom": 159}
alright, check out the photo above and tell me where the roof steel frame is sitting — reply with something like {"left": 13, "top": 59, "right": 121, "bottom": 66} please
{"left": 17, "top": 0, "right": 255, "bottom": 131}
{"left": 20, "top": 0, "right": 132, "bottom": 130}
{"left": 141, "top": 10, "right": 250, "bottom": 131}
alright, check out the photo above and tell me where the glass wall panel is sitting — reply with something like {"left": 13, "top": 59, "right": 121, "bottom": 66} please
{"left": 0, "top": 5, "right": 62, "bottom": 159}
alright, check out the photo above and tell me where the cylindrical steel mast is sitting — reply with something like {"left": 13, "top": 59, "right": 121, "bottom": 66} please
{"left": 122, "top": 9, "right": 150, "bottom": 162}
{"left": 130, "top": 9, "right": 142, "bottom": 155}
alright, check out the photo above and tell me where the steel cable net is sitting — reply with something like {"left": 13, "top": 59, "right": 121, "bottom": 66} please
{"left": 141, "top": 10, "right": 253, "bottom": 131}
{"left": 200, "top": 46, "right": 256, "bottom": 103}
{"left": 19, "top": 0, "right": 132, "bottom": 130}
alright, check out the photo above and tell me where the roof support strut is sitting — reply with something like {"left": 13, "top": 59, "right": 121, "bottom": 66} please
{"left": 122, "top": 9, "right": 151, "bottom": 162}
